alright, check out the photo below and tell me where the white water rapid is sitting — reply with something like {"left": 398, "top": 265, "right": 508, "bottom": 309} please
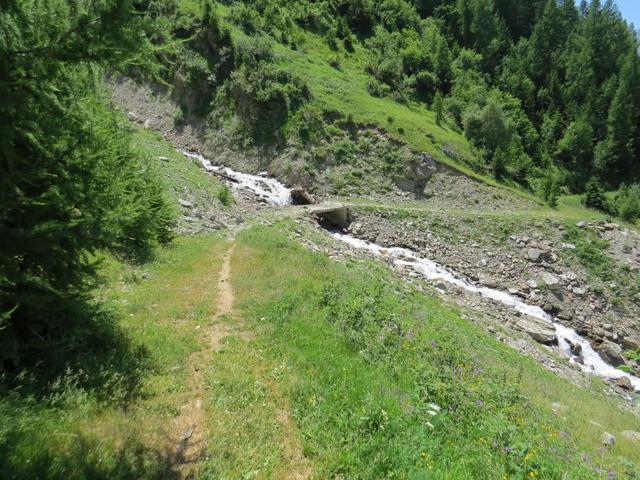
{"left": 181, "top": 150, "right": 292, "bottom": 206}
{"left": 332, "top": 232, "right": 640, "bottom": 391}
{"left": 179, "top": 148, "right": 638, "bottom": 391}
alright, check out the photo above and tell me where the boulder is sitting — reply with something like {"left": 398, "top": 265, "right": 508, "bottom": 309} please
{"left": 396, "top": 154, "right": 437, "bottom": 193}
{"left": 572, "top": 287, "right": 587, "bottom": 297}
{"left": 622, "top": 335, "right": 640, "bottom": 351}
{"left": 479, "top": 274, "right": 498, "bottom": 289}
{"left": 565, "top": 338, "right": 582, "bottom": 356}
{"left": 517, "top": 317, "right": 557, "bottom": 345}
{"left": 290, "top": 187, "right": 316, "bottom": 205}
{"left": 614, "top": 376, "right": 634, "bottom": 391}
{"left": 621, "top": 431, "right": 640, "bottom": 443}
{"left": 596, "top": 340, "right": 625, "bottom": 366}
{"left": 601, "top": 432, "right": 616, "bottom": 447}
{"left": 527, "top": 248, "right": 544, "bottom": 262}
{"left": 541, "top": 273, "right": 561, "bottom": 291}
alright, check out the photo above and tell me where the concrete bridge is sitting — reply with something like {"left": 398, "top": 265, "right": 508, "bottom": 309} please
{"left": 307, "top": 204, "right": 352, "bottom": 228}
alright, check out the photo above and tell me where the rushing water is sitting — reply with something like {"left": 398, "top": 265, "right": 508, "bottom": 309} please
{"left": 180, "top": 148, "right": 639, "bottom": 391}
{"left": 332, "top": 232, "right": 640, "bottom": 391}
{"left": 181, "top": 150, "right": 292, "bottom": 206}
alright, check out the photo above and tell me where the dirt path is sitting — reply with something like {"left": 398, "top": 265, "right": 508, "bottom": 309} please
{"left": 170, "top": 246, "right": 236, "bottom": 479}
{"left": 170, "top": 243, "right": 311, "bottom": 479}
{"left": 274, "top": 397, "right": 313, "bottom": 480}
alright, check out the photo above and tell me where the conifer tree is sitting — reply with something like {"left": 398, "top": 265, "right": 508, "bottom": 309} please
{"left": 433, "top": 90, "right": 445, "bottom": 125}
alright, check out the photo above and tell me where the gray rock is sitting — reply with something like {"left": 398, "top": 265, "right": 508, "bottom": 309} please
{"left": 517, "top": 317, "right": 557, "bottom": 345}
{"left": 601, "top": 432, "right": 616, "bottom": 447}
{"left": 557, "top": 308, "right": 574, "bottom": 321}
{"left": 622, "top": 335, "right": 640, "bottom": 351}
{"left": 527, "top": 248, "right": 544, "bottom": 262}
{"left": 290, "top": 187, "right": 316, "bottom": 205}
{"left": 572, "top": 287, "right": 587, "bottom": 297}
{"left": 565, "top": 338, "right": 582, "bottom": 356}
{"left": 179, "top": 199, "right": 194, "bottom": 208}
{"left": 397, "top": 154, "right": 437, "bottom": 192}
{"left": 350, "top": 222, "right": 364, "bottom": 235}
{"left": 479, "top": 274, "right": 498, "bottom": 288}
{"left": 596, "top": 340, "right": 625, "bottom": 366}
{"left": 614, "top": 376, "right": 633, "bottom": 391}
{"left": 621, "top": 431, "right": 640, "bottom": 443}
{"left": 541, "top": 273, "right": 561, "bottom": 291}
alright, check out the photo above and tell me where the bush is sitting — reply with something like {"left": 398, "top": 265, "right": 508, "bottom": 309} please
{"left": 415, "top": 70, "right": 437, "bottom": 101}
{"left": 228, "top": 3, "right": 261, "bottom": 34}
{"left": 234, "top": 35, "right": 274, "bottom": 67}
{"left": 366, "top": 78, "right": 391, "bottom": 97}
{"left": 583, "top": 178, "right": 609, "bottom": 212}
{"left": 376, "top": 0, "right": 420, "bottom": 32}
{"left": 613, "top": 184, "right": 640, "bottom": 223}
{"left": 230, "top": 61, "right": 310, "bottom": 142}
{"left": 328, "top": 56, "right": 341, "bottom": 69}
{"left": 217, "top": 185, "right": 234, "bottom": 206}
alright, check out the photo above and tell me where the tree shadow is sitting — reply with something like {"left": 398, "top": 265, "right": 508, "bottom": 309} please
{"left": 0, "top": 433, "right": 180, "bottom": 480}
{"left": 0, "top": 297, "right": 174, "bottom": 478}
{"left": 1, "top": 295, "right": 150, "bottom": 406}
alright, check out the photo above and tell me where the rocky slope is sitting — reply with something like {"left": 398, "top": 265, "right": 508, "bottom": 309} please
{"left": 112, "top": 75, "right": 640, "bottom": 398}
{"left": 346, "top": 209, "right": 640, "bottom": 380}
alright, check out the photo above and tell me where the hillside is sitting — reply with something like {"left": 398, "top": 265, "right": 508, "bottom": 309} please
{"left": 2, "top": 1, "right": 640, "bottom": 479}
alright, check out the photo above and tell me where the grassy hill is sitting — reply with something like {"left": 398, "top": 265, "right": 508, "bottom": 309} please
{"left": 3, "top": 2, "right": 640, "bottom": 479}
{"left": 1, "top": 128, "right": 638, "bottom": 478}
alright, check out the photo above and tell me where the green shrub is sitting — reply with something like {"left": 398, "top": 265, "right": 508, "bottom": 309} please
{"left": 614, "top": 184, "right": 640, "bottom": 223}
{"left": 230, "top": 61, "right": 310, "bottom": 142}
{"left": 228, "top": 3, "right": 261, "bottom": 33}
{"left": 415, "top": 70, "right": 437, "bottom": 101}
{"left": 233, "top": 35, "right": 274, "bottom": 67}
{"left": 366, "top": 78, "right": 391, "bottom": 97}
{"left": 217, "top": 185, "right": 234, "bottom": 206}
{"left": 583, "top": 178, "right": 609, "bottom": 212}
{"left": 328, "top": 55, "right": 341, "bottom": 69}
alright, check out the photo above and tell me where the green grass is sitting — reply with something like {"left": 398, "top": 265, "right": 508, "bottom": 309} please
{"left": 228, "top": 224, "right": 640, "bottom": 479}
{"left": 2, "top": 225, "right": 638, "bottom": 478}
{"left": 131, "top": 127, "right": 226, "bottom": 210}
{"left": 0, "top": 234, "right": 227, "bottom": 479}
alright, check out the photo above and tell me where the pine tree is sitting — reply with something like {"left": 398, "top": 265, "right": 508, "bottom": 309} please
{"left": 527, "top": 0, "right": 563, "bottom": 86}
{"left": 433, "top": 90, "right": 445, "bottom": 125}
{"left": 0, "top": 0, "right": 174, "bottom": 360}
{"left": 434, "top": 36, "right": 452, "bottom": 92}
{"left": 594, "top": 51, "right": 640, "bottom": 184}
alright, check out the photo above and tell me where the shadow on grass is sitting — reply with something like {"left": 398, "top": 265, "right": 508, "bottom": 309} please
{"left": 1, "top": 294, "right": 150, "bottom": 405}
{"left": 0, "top": 434, "right": 180, "bottom": 480}
{"left": 0, "top": 296, "right": 180, "bottom": 479}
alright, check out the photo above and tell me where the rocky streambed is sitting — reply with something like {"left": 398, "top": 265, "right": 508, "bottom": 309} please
{"left": 331, "top": 231, "right": 640, "bottom": 392}
{"left": 184, "top": 148, "right": 640, "bottom": 395}
{"left": 346, "top": 210, "right": 640, "bottom": 381}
